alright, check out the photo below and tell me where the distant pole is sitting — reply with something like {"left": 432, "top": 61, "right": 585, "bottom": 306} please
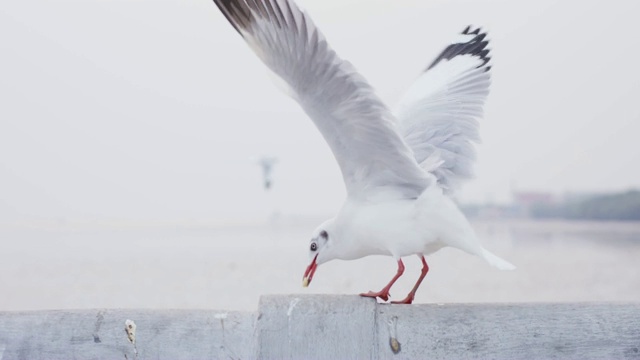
{"left": 257, "top": 157, "right": 278, "bottom": 191}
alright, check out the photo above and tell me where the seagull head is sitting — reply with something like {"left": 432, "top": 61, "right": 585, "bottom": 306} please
{"left": 302, "top": 218, "right": 336, "bottom": 287}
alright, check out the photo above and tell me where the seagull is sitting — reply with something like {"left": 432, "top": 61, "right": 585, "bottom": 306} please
{"left": 213, "top": 0, "right": 515, "bottom": 304}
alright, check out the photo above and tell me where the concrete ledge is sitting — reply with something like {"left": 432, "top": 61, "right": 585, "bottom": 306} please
{"left": 1, "top": 296, "right": 639, "bottom": 359}
{"left": 0, "top": 309, "right": 254, "bottom": 360}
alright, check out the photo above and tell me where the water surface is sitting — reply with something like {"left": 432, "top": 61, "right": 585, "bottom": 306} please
{"left": 1, "top": 219, "right": 638, "bottom": 311}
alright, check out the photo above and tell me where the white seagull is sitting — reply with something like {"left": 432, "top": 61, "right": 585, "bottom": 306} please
{"left": 213, "top": 0, "right": 515, "bottom": 304}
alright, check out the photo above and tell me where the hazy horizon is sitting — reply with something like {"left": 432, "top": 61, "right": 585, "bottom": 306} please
{"left": 2, "top": 0, "right": 639, "bottom": 224}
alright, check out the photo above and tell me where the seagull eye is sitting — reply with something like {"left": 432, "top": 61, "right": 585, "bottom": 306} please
{"left": 310, "top": 243, "right": 318, "bottom": 251}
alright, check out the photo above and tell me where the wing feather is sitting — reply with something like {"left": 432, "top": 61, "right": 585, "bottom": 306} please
{"left": 395, "top": 27, "right": 492, "bottom": 194}
{"left": 213, "top": 0, "right": 431, "bottom": 200}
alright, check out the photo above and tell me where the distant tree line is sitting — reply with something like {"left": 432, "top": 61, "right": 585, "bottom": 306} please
{"left": 531, "top": 190, "right": 640, "bottom": 221}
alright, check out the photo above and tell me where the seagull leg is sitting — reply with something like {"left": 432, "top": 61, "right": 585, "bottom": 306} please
{"left": 360, "top": 259, "right": 405, "bottom": 302}
{"left": 391, "top": 255, "right": 429, "bottom": 304}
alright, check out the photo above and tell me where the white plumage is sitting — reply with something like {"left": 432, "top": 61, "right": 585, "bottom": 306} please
{"left": 213, "top": 0, "right": 514, "bottom": 304}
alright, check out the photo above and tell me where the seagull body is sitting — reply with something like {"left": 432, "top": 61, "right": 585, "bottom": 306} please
{"left": 330, "top": 187, "right": 477, "bottom": 261}
{"left": 213, "top": 0, "right": 515, "bottom": 303}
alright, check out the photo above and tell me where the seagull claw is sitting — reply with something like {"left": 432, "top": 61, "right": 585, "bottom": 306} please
{"left": 359, "top": 291, "right": 389, "bottom": 302}
{"left": 390, "top": 295, "right": 414, "bottom": 305}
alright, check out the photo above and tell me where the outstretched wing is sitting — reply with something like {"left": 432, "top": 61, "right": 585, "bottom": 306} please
{"left": 395, "top": 26, "right": 492, "bottom": 194}
{"left": 213, "top": 0, "right": 431, "bottom": 200}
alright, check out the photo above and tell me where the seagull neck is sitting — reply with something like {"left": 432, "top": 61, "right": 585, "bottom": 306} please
{"left": 329, "top": 204, "right": 376, "bottom": 260}
{"left": 327, "top": 232, "right": 363, "bottom": 261}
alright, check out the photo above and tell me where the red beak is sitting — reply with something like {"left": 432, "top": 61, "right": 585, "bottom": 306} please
{"left": 302, "top": 254, "right": 318, "bottom": 287}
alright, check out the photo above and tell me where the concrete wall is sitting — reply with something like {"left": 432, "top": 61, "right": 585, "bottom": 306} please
{"left": 1, "top": 295, "right": 639, "bottom": 359}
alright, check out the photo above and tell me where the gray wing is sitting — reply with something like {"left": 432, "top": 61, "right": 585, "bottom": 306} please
{"left": 213, "top": 0, "right": 430, "bottom": 201}
{"left": 395, "top": 27, "right": 492, "bottom": 194}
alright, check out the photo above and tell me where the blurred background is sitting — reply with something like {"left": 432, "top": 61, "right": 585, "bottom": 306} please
{"left": 1, "top": 0, "right": 639, "bottom": 311}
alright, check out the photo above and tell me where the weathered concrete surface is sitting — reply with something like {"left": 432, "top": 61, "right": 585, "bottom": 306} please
{"left": 376, "top": 303, "right": 640, "bottom": 360}
{"left": 1, "top": 296, "right": 639, "bottom": 359}
{"left": 0, "top": 309, "right": 254, "bottom": 360}
{"left": 255, "top": 295, "right": 377, "bottom": 359}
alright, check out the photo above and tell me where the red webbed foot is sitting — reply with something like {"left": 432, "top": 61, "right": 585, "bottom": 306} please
{"left": 360, "top": 291, "right": 390, "bottom": 302}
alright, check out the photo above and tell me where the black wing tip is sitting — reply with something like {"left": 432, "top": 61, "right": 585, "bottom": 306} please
{"left": 212, "top": 0, "right": 254, "bottom": 37}
{"left": 426, "top": 25, "right": 492, "bottom": 71}
{"left": 213, "top": 0, "right": 289, "bottom": 36}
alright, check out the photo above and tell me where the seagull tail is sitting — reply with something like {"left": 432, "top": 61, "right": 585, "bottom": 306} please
{"left": 481, "top": 248, "right": 516, "bottom": 270}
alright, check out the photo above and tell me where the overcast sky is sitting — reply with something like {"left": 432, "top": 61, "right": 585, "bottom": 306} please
{"left": 1, "top": 0, "right": 639, "bottom": 224}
